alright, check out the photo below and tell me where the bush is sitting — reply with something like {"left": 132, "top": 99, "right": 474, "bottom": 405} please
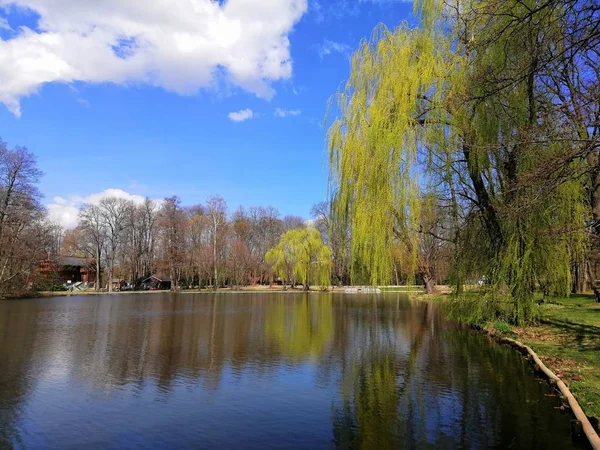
{"left": 444, "top": 291, "right": 540, "bottom": 326}
{"left": 493, "top": 321, "right": 512, "bottom": 334}
{"left": 32, "top": 277, "right": 68, "bottom": 292}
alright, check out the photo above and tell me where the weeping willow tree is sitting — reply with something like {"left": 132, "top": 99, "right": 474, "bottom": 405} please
{"left": 265, "top": 228, "right": 332, "bottom": 290}
{"left": 326, "top": 17, "right": 443, "bottom": 286}
{"left": 327, "top": 0, "right": 590, "bottom": 324}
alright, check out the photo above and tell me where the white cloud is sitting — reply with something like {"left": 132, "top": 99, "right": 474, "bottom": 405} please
{"left": 0, "top": 17, "right": 11, "bottom": 30}
{"left": 0, "top": 0, "right": 308, "bottom": 116}
{"left": 310, "top": 0, "right": 325, "bottom": 22}
{"left": 228, "top": 108, "right": 254, "bottom": 122}
{"left": 46, "top": 188, "right": 155, "bottom": 229}
{"left": 317, "top": 39, "right": 351, "bottom": 58}
{"left": 274, "top": 107, "right": 301, "bottom": 118}
{"left": 46, "top": 198, "right": 80, "bottom": 230}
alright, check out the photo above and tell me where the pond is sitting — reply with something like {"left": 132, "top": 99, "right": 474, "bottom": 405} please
{"left": 0, "top": 293, "right": 587, "bottom": 449}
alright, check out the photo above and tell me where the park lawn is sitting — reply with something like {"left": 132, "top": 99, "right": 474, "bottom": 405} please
{"left": 511, "top": 294, "right": 600, "bottom": 420}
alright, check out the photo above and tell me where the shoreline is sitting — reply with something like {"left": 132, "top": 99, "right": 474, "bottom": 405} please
{"left": 423, "top": 291, "right": 600, "bottom": 447}
{"left": 3, "top": 285, "right": 428, "bottom": 300}
{"left": 481, "top": 325, "right": 600, "bottom": 449}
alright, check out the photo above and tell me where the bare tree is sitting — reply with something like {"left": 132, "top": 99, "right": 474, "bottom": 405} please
{"left": 99, "top": 197, "right": 132, "bottom": 292}
{"left": 122, "top": 198, "right": 157, "bottom": 282}
{"left": 228, "top": 238, "right": 250, "bottom": 287}
{"left": 206, "top": 195, "right": 227, "bottom": 289}
{"left": 248, "top": 206, "right": 283, "bottom": 284}
{"left": 311, "top": 201, "right": 350, "bottom": 286}
{"left": 186, "top": 205, "right": 211, "bottom": 288}
{"left": 0, "top": 142, "right": 49, "bottom": 297}
{"left": 78, "top": 204, "right": 106, "bottom": 290}
{"left": 0, "top": 143, "right": 42, "bottom": 240}
{"left": 311, "top": 202, "right": 330, "bottom": 244}
{"left": 157, "top": 196, "right": 186, "bottom": 291}
{"left": 282, "top": 215, "right": 305, "bottom": 232}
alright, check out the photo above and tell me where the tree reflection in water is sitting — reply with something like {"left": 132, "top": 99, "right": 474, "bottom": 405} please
{"left": 0, "top": 294, "right": 583, "bottom": 449}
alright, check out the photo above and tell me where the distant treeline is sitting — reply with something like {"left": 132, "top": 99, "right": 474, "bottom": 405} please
{"left": 1, "top": 139, "right": 366, "bottom": 296}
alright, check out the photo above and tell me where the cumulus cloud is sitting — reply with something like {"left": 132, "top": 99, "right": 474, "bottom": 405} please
{"left": 274, "top": 107, "right": 301, "bottom": 117}
{"left": 228, "top": 108, "right": 254, "bottom": 122}
{"left": 46, "top": 188, "right": 155, "bottom": 229}
{"left": 0, "top": 0, "right": 308, "bottom": 116}
{"left": 317, "top": 39, "right": 351, "bottom": 58}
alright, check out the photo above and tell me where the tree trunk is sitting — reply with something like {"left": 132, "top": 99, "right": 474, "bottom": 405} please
{"left": 589, "top": 153, "right": 600, "bottom": 235}
{"left": 95, "top": 245, "right": 101, "bottom": 292}
{"left": 170, "top": 267, "right": 177, "bottom": 291}
{"left": 423, "top": 274, "right": 436, "bottom": 295}
{"left": 0, "top": 178, "right": 15, "bottom": 242}
{"left": 108, "top": 260, "right": 113, "bottom": 293}
{"left": 572, "top": 263, "right": 580, "bottom": 294}
{"left": 304, "top": 260, "right": 310, "bottom": 291}
{"left": 464, "top": 144, "right": 503, "bottom": 255}
{"left": 213, "top": 231, "right": 218, "bottom": 290}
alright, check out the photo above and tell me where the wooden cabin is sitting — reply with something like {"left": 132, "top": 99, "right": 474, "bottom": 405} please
{"left": 133, "top": 276, "right": 171, "bottom": 291}
{"left": 39, "top": 256, "right": 97, "bottom": 284}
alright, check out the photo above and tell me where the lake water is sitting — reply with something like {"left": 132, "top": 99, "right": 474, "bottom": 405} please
{"left": 0, "top": 293, "right": 587, "bottom": 449}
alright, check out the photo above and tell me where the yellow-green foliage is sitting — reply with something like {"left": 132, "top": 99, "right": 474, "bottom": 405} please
{"left": 265, "top": 228, "right": 332, "bottom": 288}
{"left": 453, "top": 0, "right": 588, "bottom": 323}
{"left": 327, "top": 0, "right": 589, "bottom": 324}
{"left": 327, "top": 13, "right": 454, "bottom": 286}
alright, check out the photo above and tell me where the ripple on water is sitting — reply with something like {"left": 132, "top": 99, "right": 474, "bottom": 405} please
{"left": 0, "top": 293, "right": 587, "bottom": 449}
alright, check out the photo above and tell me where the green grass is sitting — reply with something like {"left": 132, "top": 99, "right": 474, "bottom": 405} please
{"left": 492, "top": 320, "right": 514, "bottom": 335}
{"left": 515, "top": 293, "right": 600, "bottom": 420}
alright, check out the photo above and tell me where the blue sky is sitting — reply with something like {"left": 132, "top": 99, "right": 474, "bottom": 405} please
{"left": 0, "top": 0, "right": 414, "bottom": 227}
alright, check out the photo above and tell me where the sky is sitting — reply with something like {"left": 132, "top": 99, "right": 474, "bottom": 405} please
{"left": 0, "top": 0, "right": 415, "bottom": 228}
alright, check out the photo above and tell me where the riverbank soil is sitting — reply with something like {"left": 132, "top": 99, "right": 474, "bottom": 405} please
{"left": 510, "top": 294, "right": 600, "bottom": 421}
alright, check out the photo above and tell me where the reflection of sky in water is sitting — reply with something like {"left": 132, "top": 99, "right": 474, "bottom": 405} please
{"left": 0, "top": 293, "right": 586, "bottom": 449}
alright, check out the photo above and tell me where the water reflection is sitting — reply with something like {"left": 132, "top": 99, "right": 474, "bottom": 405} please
{"left": 0, "top": 294, "right": 584, "bottom": 449}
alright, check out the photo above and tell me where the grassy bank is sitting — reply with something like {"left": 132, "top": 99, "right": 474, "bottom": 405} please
{"left": 489, "top": 294, "right": 600, "bottom": 421}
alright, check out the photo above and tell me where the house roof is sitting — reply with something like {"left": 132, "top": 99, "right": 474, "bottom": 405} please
{"left": 135, "top": 275, "right": 171, "bottom": 283}
{"left": 56, "top": 256, "right": 89, "bottom": 267}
